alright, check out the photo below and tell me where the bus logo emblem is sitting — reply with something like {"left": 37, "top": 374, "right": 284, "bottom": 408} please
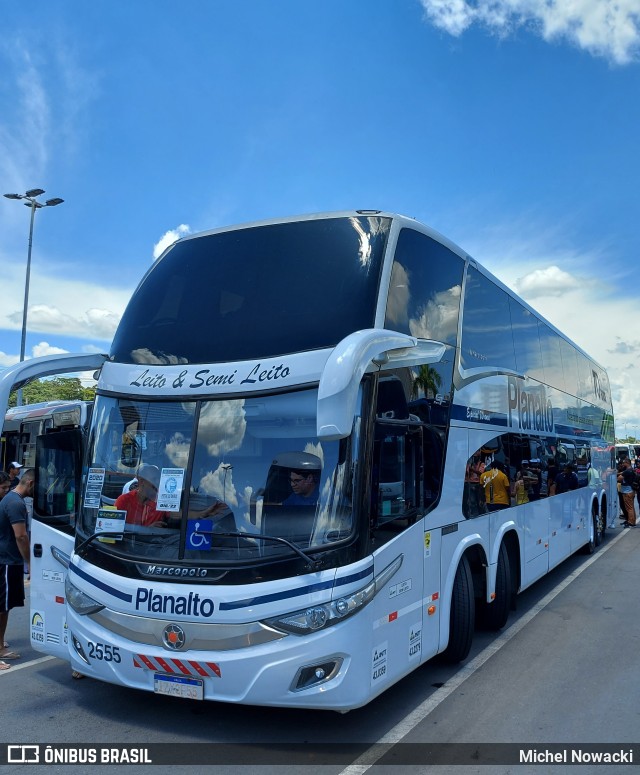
{"left": 162, "top": 624, "right": 186, "bottom": 650}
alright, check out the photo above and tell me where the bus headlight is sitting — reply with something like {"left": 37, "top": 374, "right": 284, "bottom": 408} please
{"left": 65, "top": 576, "right": 105, "bottom": 615}
{"left": 264, "top": 554, "right": 403, "bottom": 636}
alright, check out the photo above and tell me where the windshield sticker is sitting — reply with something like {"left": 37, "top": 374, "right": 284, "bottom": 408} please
{"left": 96, "top": 508, "right": 126, "bottom": 538}
{"left": 84, "top": 467, "right": 105, "bottom": 509}
{"left": 157, "top": 468, "right": 184, "bottom": 512}
{"left": 134, "top": 431, "right": 147, "bottom": 450}
{"left": 186, "top": 519, "right": 213, "bottom": 551}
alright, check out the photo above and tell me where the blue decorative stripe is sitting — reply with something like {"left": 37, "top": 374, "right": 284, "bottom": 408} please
{"left": 335, "top": 564, "right": 374, "bottom": 586}
{"left": 218, "top": 564, "right": 374, "bottom": 611}
{"left": 69, "top": 563, "right": 133, "bottom": 603}
{"left": 69, "top": 561, "right": 374, "bottom": 611}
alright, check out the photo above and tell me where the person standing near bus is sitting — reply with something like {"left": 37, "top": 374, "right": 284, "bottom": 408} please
{"left": 480, "top": 461, "right": 510, "bottom": 511}
{"left": 0, "top": 474, "right": 10, "bottom": 502}
{"left": 6, "top": 462, "right": 22, "bottom": 490}
{"left": 464, "top": 454, "right": 486, "bottom": 516}
{"left": 0, "top": 468, "right": 33, "bottom": 667}
{"left": 634, "top": 459, "right": 640, "bottom": 517}
{"left": 554, "top": 464, "right": 579, "bottom": 494}
{"left": 526, "top": 459, "right": 542, "bottom": 501}
{"left": 618, "top": 458, "right": 637, "bottom": 527}
{"left": 0, "top": 473, "right": 11, "bottom": 669}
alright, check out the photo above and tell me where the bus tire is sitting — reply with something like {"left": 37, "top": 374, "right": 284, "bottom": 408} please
{"left": 483, "top": 542, "right": 511, "bottom": 631}
{"left": 595, "top": 505, "right": 603, "bottom": 547}
{"left": 442, "top": 555, "right": 474, "bottom": 663}
{"left": 582, "top": 513, "right": 597, "bottom": 555}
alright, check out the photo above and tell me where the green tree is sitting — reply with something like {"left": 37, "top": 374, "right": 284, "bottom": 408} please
{"left": 8, "top": 377, "right": 96, "bottom": 407}
{"left": 411, "top": 364, "right": 443, "bottom": 399}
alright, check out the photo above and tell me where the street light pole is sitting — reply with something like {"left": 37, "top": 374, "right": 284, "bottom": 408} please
{"left": 3, "top": 188, "right": 64, "bottom": 405}
{"left": 20, "top": 198, "right": 38, "bottom": 365}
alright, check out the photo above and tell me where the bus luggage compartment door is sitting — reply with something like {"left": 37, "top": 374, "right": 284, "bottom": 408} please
{"left": 30, "top": 516, "right": 74, "bottom": 660}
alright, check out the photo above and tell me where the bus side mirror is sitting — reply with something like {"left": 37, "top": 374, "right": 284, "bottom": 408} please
{"left": 316, "top": 331, "right": 447, "bottom": 440}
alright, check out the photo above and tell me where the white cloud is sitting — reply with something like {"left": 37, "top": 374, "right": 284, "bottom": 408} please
{"left": 198, "top": 464, "right": 239, "bottom": 508}
{"left": 0, "top": 340, "right": 69, "bottom": 367}
{"left": 32, "top": 341, "right": 69, "bottom": 358}
{"left": 607, "top": 339, "right": 640, "bottom": 355}
{"left": 513, "top": 265, "right": 577, "bottom": 298}
{"left": 0, "top": 252, "right": 131, "bottom": 345}
{"left": 0, "top": 220, "right": 197, "bottom": 358}
{"left": 420, "top": 0, "right": 640, "bottom": 64}
{"left": 6, "top": 304, "right": 121, "bottom": 341}
{"left": 153, "top": 224, "right": 191, "bottom": 260}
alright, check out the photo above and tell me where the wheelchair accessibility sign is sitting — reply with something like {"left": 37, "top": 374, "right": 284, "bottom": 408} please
{"left": 186, "top": 519, "right": 213, "bottom": 551}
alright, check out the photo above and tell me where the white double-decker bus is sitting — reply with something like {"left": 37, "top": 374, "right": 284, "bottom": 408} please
{"left": 0, "top": 211, "right": 616, "bottom": 710}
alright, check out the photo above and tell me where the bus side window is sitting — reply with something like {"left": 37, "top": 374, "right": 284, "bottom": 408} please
{"left": 463, "top": 451, "right": 487, "bottom": 518}
{"left": 371, "top": 422, "right": 423, "bottom": 536}
{"left": 33, "top": 429, "right": 83, "bottom": 534}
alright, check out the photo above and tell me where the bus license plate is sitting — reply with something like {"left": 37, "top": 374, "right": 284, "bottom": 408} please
{"left": 154, "top": 673, "right": 204, "bottom": 700}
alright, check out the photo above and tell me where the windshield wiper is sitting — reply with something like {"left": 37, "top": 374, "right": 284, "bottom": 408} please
{"left": 75, "top": 530, "right": 132, "bottom": 557}
{"left": 75, "top": 528, "right": 324, "bottom": 572}
{"left": 196, "top": 529, "right": 324, "bottom": 571}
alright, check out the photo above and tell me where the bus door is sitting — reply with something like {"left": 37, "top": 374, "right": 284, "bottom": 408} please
{"left": 30, "top": 429, "right": 83, "bottom": 659}
{"left": 369, "top": 418, "right": 433, "bottom": 689}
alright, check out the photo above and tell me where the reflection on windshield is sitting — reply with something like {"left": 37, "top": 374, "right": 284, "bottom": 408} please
{"left": 81, "top": 390, "right": 354, "bottom": 565}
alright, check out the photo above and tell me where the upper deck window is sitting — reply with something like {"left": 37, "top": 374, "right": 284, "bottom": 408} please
{"left": 384, "top": 228, "right": 464, "bottom": 345}
{"left": 460, "top": 266, "right": 517, "bottom": 372}
{"left": 110, "top": 216, "right": 391, "bottom": 365}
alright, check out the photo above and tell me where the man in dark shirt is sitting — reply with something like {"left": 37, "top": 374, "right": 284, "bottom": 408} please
{"left": 283, "top": 469, "right": 320, "bottom": 506}
{"left": 0, "top": 468, "right": 33, "bottom": 667}
{"left": 554, "top": 464, "right": 579, "bottom": 494}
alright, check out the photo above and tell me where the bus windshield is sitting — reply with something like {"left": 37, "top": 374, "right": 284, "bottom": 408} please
{"left": 110, "top": 215, "right": 391, "bottom": 364}
{"left": 80, "top": 390, "right": 355, "bottom": 566}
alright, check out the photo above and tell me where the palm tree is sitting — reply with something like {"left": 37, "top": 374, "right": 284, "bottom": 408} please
{"left": 412, "top": 364, "right": 442, "bottom": 399}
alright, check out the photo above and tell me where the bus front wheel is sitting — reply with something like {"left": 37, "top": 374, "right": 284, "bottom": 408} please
{"left": 442, "top": 555, "right": 474, "bottom": 662}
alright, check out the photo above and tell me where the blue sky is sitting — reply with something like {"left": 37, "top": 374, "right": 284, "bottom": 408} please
{"left": 1, "top": 0, "right": 639, "bottom": 437}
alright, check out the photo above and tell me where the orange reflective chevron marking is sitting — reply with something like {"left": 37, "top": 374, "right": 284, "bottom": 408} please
{"left": 133, "top": 653, "right": 222, "bottom": 678}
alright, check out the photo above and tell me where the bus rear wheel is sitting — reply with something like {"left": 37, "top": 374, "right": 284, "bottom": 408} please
{"left": 595, "top": 506, "right": 604, "bottom": 546}
{"left": 582, "top": 513, "right": 597, "bottom": 554}
{"left": 482, "top": 542, "right": 512, "bottom": 631}
{"left": 442, "top": 555, "right": 474, "bottom": 662}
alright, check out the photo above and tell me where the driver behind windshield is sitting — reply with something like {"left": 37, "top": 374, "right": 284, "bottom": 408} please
{"left": 114, "top": 464, "right": 168, "bottom": 526}
{"left": 283, "top": 468, "right": 320, "bottom": 506}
